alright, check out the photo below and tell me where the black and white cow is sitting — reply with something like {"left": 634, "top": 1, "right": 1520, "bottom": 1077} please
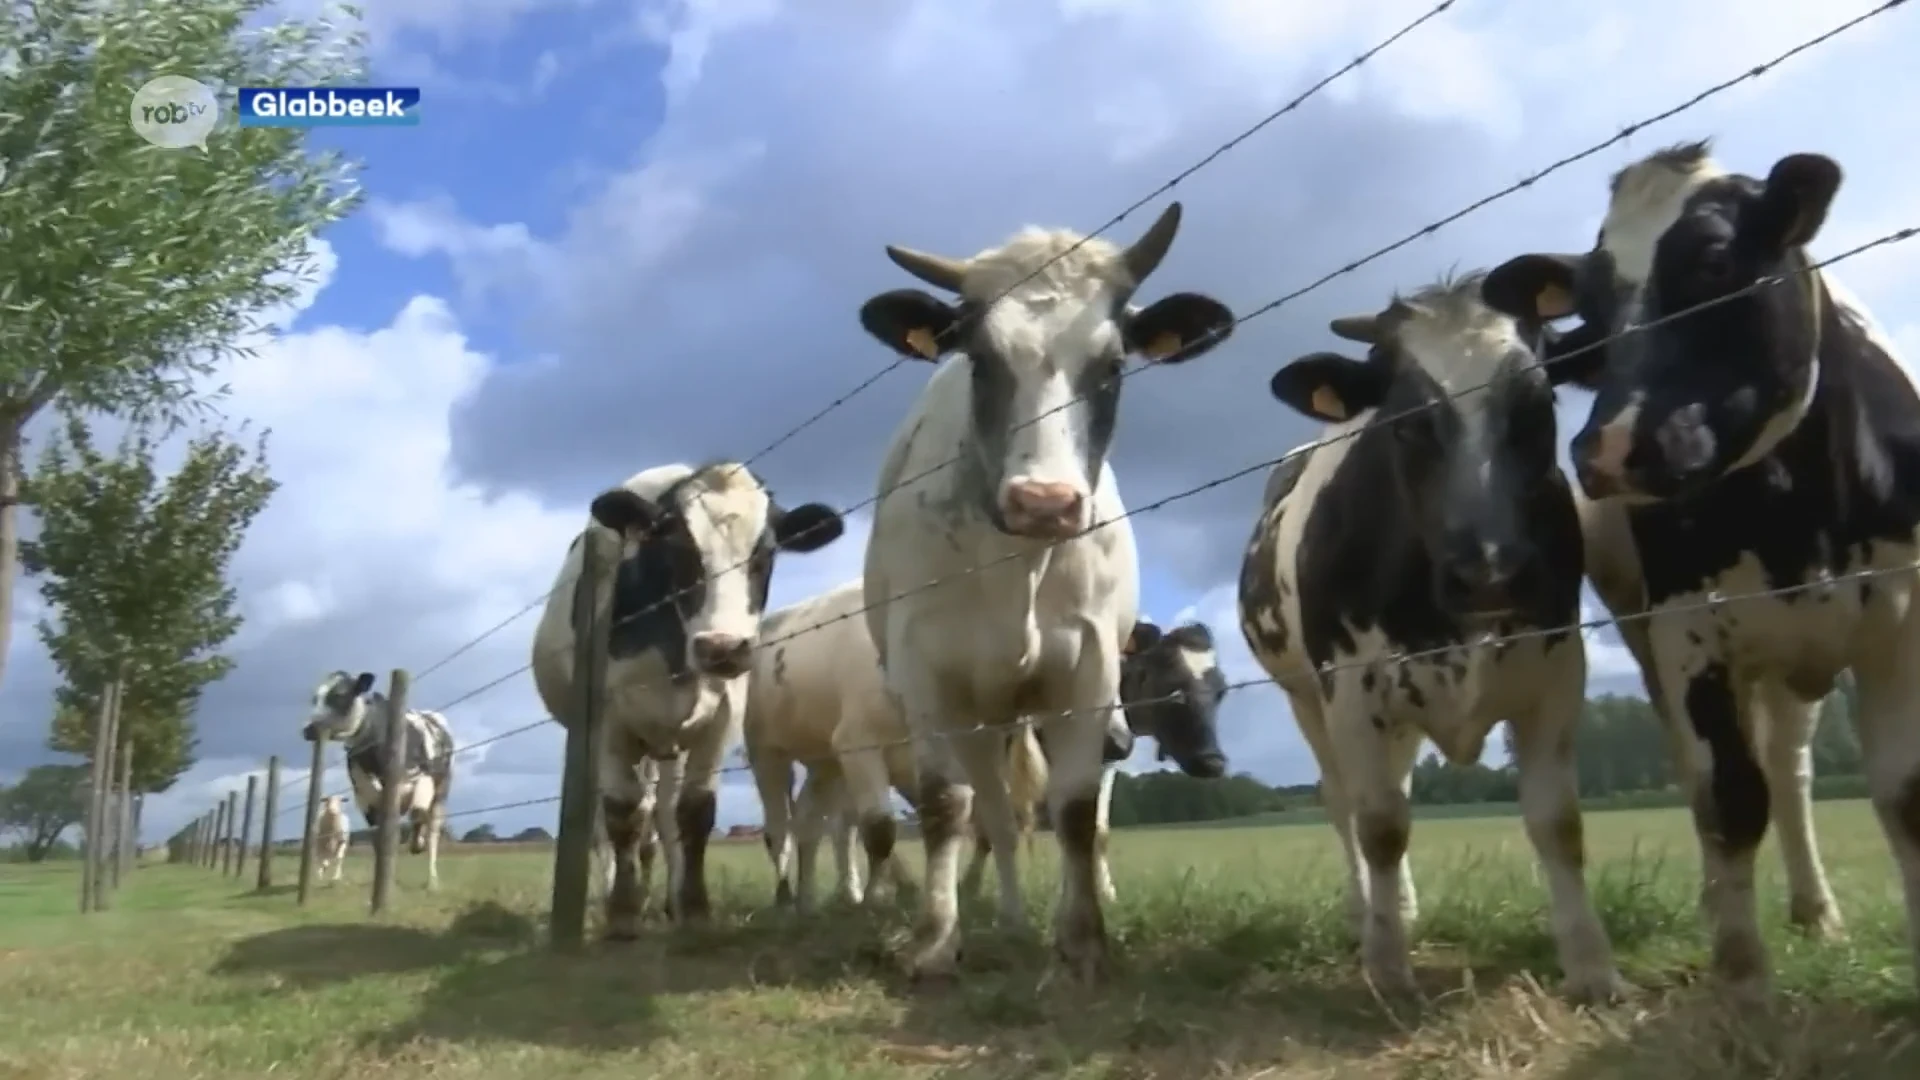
{"left": 855, "top": 201, "right": 1237, "bottom": 980}
{"left": 301, "top": 670, "right": 456, "bottom": 890}
{"left": 530, "top": 461, "right": 845, "bottom": 939}
{"left": 1483, "top": 140, "right": 1920, "bottom": 996}
{"left": 1240, "top": 272, "right": 1626, "bottom": 1001}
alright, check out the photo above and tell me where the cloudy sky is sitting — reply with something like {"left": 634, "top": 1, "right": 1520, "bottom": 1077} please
{"left": 3, "top": 0, "right": 1918, "bottom": 845}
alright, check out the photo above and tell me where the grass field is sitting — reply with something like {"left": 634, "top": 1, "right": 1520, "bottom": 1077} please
{"left": 2, "top": 801, "right": 1917, "bottom": 1079}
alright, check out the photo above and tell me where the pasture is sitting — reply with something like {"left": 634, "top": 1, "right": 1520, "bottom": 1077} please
{"left": 3, "top": 801, "right": 1916, "bottom": 1080}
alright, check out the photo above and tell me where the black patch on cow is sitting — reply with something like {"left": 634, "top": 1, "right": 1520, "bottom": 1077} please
{"left": 1262, "top": 451, "right": 1311, "bottom": 509}
{"left": 676, "top": 789, "right": 718, "bottom": 918}
{"left": 343, "top": 701, "right": 451, "bottom": 830}
{"left": 1684, "top": 664, "right": 1769, "bottom": 853}
{"left": 1118, "top": 623, "right": 1229, "bottom": 778}
{"left": 1237, "top": 501, "right": 1292, "bottom": 659}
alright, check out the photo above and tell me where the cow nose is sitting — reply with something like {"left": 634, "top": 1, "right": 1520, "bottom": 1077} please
{"left": 1184, "top": 749, "right": 1227, "bottom": 779}
{"left": 1000, "top": 480, "right": 1086, "bottom": 538}
{"left": 301, "top": 722, "right": 318, "bottom": 742}
{"left": 1439, "top": 545, "right": 1521, "bottom": 614}
{"left": 1653, "top": 402, "right": 1716, "bottom": 482}
{"left": 690, "top": 632, "right": 753, "bottom": 677}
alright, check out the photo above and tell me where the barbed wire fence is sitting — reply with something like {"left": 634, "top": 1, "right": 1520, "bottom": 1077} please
{"left": 153, "top": 0, "right": 1916, "bottom": 952}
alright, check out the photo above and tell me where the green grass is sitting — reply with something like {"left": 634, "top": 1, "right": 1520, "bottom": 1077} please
{"left": 1, "top": 800, "right": 1916, "bottom": 1079}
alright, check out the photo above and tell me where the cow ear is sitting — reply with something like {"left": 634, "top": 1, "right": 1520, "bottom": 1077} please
{"left": 859, "top": 289, "right": 959, "bottom": 361}
{"left": 1268, "top": 352, "right": 1386, "bottom": 423}
{"left": 1483, "top": 253, "right": 1582, "bottom": 322}
{"left": 1540, "top": 319, "right": 1611, "bottom": 389}
{"left": 770, "top": 502, "right": 845, "bottom": 552}
{"left": 1124, "top": 292, "right": 1235, "bottom": 364}
{"left": 1165, "top": 622, "right": 1214, "bottom": 651}
{"left": 1124, "top": 620, "right": 1164, "bottom": 655}
{"left": 590, "top": 488, "right": 661, "bottom": 538}
{"left": 353, "top": 672, "right": 376, "bottom": 695}
{"left": 1746, "top": 153, "right": 1843, "bottom": 255}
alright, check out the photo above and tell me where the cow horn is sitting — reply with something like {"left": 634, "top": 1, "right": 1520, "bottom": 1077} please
{"left": 1123, "top": 201, "right": 1183, "bottom": 285}
{"left": 884, "top": 245, "right": 970, "bottom": 293}
{"left": 1328, "top": 315, "right": 1379, "bottom": 344}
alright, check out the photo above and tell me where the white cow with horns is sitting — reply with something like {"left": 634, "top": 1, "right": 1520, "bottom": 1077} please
{"left": 301, "top": 670, "right": 456, "bottom": 891}
{"left": 854, "top": 200, "right": 1238, "bottom": 980}
{"left": 530, "top": 460, "right": 846, "bottom": 938}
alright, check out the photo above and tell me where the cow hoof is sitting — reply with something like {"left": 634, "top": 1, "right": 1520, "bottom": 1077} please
{"left": 1362, "top": 959, "right": 1419, "bottom": 998}
{"left": 605, "top": 915, "right": 641, "bottom": 942}
{"left": 773, "top": 880, "right": 794, "bottom": 908}
{"left": 1053, "top": 937, "right": 1108, "bottom": 984}
{"left": 1788, "top": 902, "right": 1845, "bottom": 941}
{"left": 1563, "top": 970, "right": 1634, "bottom": 1005}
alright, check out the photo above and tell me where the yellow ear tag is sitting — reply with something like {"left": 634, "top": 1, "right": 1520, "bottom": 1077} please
{"left": 1535, "top": 283, "right": 1575, "bottom": 320}
{"left": 1310, "top": 386, "right": 1347, "bottom": 421}
{"left": 904, "top": 328, "right": 939, "bottom": 359}
{"left": 1144, "top": 332, "right": 1184, "bottom": 360}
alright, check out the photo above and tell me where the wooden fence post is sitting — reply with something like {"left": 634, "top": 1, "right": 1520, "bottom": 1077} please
{"left": 111, "top": 741, "right": 134, "bottom": 890}
{"left": 184, "top": 820, "right": 196, "bottom": 865}
{"left": 296, "top": 739, "right": 325, "bottom": 905}
{"left": 209, "top": 800, "right": 226, "bottom": 869}
{"left": 369, "top": 669, "right": 411, "bottom": 916}
{"left": 235, "top": 775, "right": 258, "bottom": 880}
{"left": 219, "top": 790, "right": 239, "bottom": 875}
{"left": 550, "top": 529, "right": 608, "bottom": 951}
{"left": 127, "top": 792, "right": 144, "bottom": 876}
{"left": 258, "top": 756, "right": 280, "bottom": 891}
{"left": 195, "top": 813, "right": 210, "bottom": 865}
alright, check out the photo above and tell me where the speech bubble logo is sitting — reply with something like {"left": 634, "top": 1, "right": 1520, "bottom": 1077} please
{"left": 130, "top": 75, "right": 220, "bottom": 151}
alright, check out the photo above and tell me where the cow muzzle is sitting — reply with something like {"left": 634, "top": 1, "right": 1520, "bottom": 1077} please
{"left": 689, "top": 631, "right": 754, "bottom": 678}
{"left": 999, "top": 479, "right": 1088, "bottom": 540}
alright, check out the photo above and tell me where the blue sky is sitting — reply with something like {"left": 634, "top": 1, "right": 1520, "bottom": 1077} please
{"left": 4, "top": 0, "right": 1918, "bottom": 847}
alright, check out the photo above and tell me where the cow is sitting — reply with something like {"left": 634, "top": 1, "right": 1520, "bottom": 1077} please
{"left": 854, "top": 200, "right": 1237, "bottom": 980}
{"left": 530, "top": 461, "right": 846, "bottom": 939}
{"left": 1240, "top": 271, "right": 1626, "bottom": 1001}
{"left": 315, "top": 794, "right": 350, "bottom": 883}
{"left": 1481, "top": 140, "right": 1920, "bottom": 996}
{"left": 745, "top": 576, "right": 1232, "bottom": 912}
{"left": 301, "top": 670, "right": 456, "bottom": 890}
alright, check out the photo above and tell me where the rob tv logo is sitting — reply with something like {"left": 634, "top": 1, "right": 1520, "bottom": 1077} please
{"left": 238, "top": 86, "right": 422, "bottom": 128}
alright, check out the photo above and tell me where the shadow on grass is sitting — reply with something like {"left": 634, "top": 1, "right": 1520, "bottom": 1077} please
{"left": 210, "top": 901, "right": 539, "bottom": 989}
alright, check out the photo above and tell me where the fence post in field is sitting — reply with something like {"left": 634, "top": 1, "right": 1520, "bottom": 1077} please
{"left": 369, "top": 669, "right": 411, "bottom": 917}
{"left": 111, "top": 741, "right": 135, "bottom": 890}
{"left": 219, "top": 789, "right": 239, "bottom": 875}
{"left": 258, "top": 756, "right": 280, "bottom": 891}
{"left": 296, "top": 737, "right": 326, "bottom": 905}
{"left": 127, "top": 792, "right": 144, "bottom": 877}
{"left": 184, "top": 818, "right": 197, "bottom": 865}
{"left": 81, "top": 678, "right": 121, "bottom": 913}
{"left": 196, "top": 812, "right": 211, "bottom": 866}
{"left": 211, "top": 798, "right": 228, "bottom": 870}
{"left": 236, "top": 776, "right": 258, "bottom": 880}
{"left": 550, "top": 529, "right": 608, "bottom": 952}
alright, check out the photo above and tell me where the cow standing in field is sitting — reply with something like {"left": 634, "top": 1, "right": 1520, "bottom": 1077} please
{"left": 315, "top": 795, "right": 350, "bottom": 883}
{"left": 301, "top": 670, "right": 456, "bottom": 891}
{"left": 1483, "top": 140, "right": 1920, "bottom": 996}
{"left": 745, "top": 576, "right": 1232, "bottom": 912}
{"left": 855, "top": 201, "right": 1237, "bottom": 980}
{"left": 530, "top": 461, "right": 846, "bottom": 938}
{"left": 1240, "top": 272, "right": 1626, "bottom": 1000}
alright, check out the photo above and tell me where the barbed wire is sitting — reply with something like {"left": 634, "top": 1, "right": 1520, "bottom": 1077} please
{"left": 406, "top": 0, "right": 1908, "bottom": 726}
{"left": 255, "top": 1, "right": 1915, "bottom": 831}
{"left": 398, "top": 0, "right": 1464, "bottom": 691}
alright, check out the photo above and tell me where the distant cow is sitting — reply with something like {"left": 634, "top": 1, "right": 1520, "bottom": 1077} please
{"left": 744, "top": 577, "right": 1231, "bottom": 911}
{"left": 315, "top": 794, "right": 350, "bottom": 883}
{"left": 302, "top": 671, "right": 455, "bottom": 890}
{"left": 1241, "top": 272, "right": 1625, "bottom": 1001}
{"left": 856, "top": 201, "right": 1236, "bottom": 980}
{"left": 530, "top": 461, "right": 846, "bottom": 939}
{"left": 1484, "top": 140, "right": 1920, "bottom": 995}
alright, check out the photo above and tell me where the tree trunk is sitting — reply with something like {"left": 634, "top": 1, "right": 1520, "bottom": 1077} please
{"left": 0, "top": 418, "right": 20, "bottom": 694}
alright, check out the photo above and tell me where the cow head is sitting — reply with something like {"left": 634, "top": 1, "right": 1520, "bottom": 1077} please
{"left": 1484, "top": 141, "right": 1841, "bottom": 503}
{"left": 857, "top": 201, "right": 1237, "bottom": 540}
{"left": 303, "top": 670, "right": 376, "bottom": 742}
{"left": 1268, "top": 273, "right": 1583, "bottom": 623}
{"left": 588, "top": 462, "right": 845, "bottom": 680}
{"left": 1119, "top": 619, "right": 1229, "bottom": 778}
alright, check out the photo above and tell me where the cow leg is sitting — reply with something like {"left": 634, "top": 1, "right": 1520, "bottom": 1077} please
{"left": 959, "top": 819, "right": 993, "bottom": 904}
{"left": 1755, "top": 681, "right": 1842, "bottom": 937}
{"left": 841, "top": 745, "right": 902, "bottom": 904}
{"left": 1327, "top": 692, "right": 1424, "bottom": 995}
{"left": 423, "top": 800, "right": 444, "bottom": 892}
{"left": 791, "top": 765, "right": 843, "bottom": 915}
{"left": 800, "top": 764, "right": 863, "bottom": 906}
{"left": 1289, "top": 689, "right": 1372, "bottom": 936}
{"left": 749, "top": 748, "right": 798, "bottom": 908}
{"left": 1851, "top": 616, "right": 1920, "bottom": 990}
{"left": 1043, "top": 644, "right": 1125, "bottom": 983}
{"left": 1663, "top": 653, "right": 1771, "bottom": 1000}
{"left": 950, "top": 726, "right": 1027, "bottom": 930}
{"left": 1093, "top": 767, "right": 1117, "bottom": 903}
{"left": 674, "top": 730, "right": 727, "bottom": 923}
{"left": 1510, "top": 662, "right": 1628, "bottom": 1003}
{"left": 905, "top": 731, "right": 973, "bottom": 980}
{"left": 635, "top": 759, "right": 660, "bottom": 919}
{"left": 833, "top": 806, "right": 865, "bottom": 906}
{"left": 599, "top": 730, "right": 652, "bottom": 941}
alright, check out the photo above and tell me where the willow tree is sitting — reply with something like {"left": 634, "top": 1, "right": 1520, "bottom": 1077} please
{"left": 0, "top": 0, "right": 363, "bottom": 690}
{"left": 25, "top": 417, "right": 278, "bottom": 794}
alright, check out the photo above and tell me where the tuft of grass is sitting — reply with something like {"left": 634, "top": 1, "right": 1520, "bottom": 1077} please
{"left": 0, "top": 800, "right": 1914, "bottom": 1078}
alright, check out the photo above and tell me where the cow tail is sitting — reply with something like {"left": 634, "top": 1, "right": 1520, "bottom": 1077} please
{"left": 1005, "top": 725, "right": 1048, "bottom": 853}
